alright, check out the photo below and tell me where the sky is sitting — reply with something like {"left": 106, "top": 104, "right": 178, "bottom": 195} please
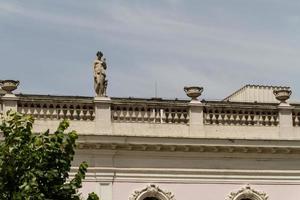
{"left": 1, "top": 0, "right": 300, "bottom": 101}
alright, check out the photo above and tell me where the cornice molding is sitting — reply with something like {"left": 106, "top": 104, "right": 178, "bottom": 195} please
{"left": 77, "top": 142, "right": 300, "bottom": 155}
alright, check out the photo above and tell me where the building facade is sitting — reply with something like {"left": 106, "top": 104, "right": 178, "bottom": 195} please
{"left": 0, "top": 82, "right": 300, "bottom": 200}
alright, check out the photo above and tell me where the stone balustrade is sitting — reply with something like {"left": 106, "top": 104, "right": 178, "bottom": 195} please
{"left": 203, "top": 104, "right": 279, "bottom": 126}
{"left": 17, "top": 95, "right": 95, "bottom": 121}
{"left": 111, "top": 99, "right": 189, "bottom": 124}
{"left": 0, "top": 94, "right": 299, "bottom": 139}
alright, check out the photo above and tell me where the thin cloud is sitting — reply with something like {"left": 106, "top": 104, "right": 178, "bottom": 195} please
{"left": 1, "top": 1, "right": 300, "bottom": 100}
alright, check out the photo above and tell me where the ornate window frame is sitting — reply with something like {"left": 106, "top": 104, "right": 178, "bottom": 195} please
{"left": 129, "top": 184, "right": 175, "bottom": 200}
{"left": 226, "top": 185, "right": 268, "bottom": 200}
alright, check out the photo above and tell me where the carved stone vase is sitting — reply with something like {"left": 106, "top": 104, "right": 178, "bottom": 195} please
{"left": 184, "top": 86, "right": 203, "bottom": 101}
{"left": 273, "top": 89, "right": 292, "bottom": 104}
{"left": 0, "top": 80, "right": 20, "bottom": 94}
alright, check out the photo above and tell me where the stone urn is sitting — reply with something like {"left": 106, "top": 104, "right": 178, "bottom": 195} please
{"left": 273, "top": 88, "right": 292, "bottom": 103}
{"left": 184, "top": 86, "right": 203, "bottom": 100}
{"left": 0, "top": 80, "right": 20, "bottom": 94}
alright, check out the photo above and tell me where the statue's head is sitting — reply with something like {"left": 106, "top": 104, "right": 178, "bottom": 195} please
{"left": 96, "top": 51, "right": 103, "bottom": 60}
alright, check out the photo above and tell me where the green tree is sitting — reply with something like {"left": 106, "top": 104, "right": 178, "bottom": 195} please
{"left": 0, "top": 111, "right": 100, "bottom": 200}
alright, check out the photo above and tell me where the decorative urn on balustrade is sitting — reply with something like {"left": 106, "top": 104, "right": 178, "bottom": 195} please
{"left": 0, "top": 80, "right": 20, "bottom": 94}
{"left": 184, "top": 86, "right": 203, "bottom": 101}
{"left": 273, "top": 88, "right": 292, "bottom": 104}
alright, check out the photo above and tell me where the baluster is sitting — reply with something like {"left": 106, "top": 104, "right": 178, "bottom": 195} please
{"left": 128, "top": 107, "right": 133, "bottom": 122}
{"left": 28, "top": 104, "right": 34, "bottom": 116}
{"left": 164, "top": 108, "right": 169, "bottom": 123}
{"left": 146, "top": 108, "right": 151, "bottom": 122}
{"left": 168, "top": 109, "right": 173, "bottom": 123}
{"left": 220, "top": 110, "right": 225, "bottom": 125}
{"left": 57, "top": 105, "right": 63, "bottom": 119}
{"left": 42, "top": 104, "right": 48, "bottom": 119}
{"left": 132, "top": 107, "right": 138, "bottom": 122}
{"left": 69, "top": 105, "right": 75, "bottom": 120}
{"left": 91, "top": 108, "right": 95, "bottom": 121}
{"left": 261, "top": 112, "right": 267, "bottom": 126}
{"left": 48, "top": 105, "right": 54, "bottom": 119}
{"left": 274, "top": 112, "right": 279, "bottom": 126}
{"left": 176, "top": 109, "right": 182, "bottom": 124}
{"left": 34, "top": 104, "right": 41, "bottom": 119}
{"left": 65, "top": 105, "right": 71, "bottom": 119}
{"left": 19, "top": 104, "right": 26, "bottom": 114}
{"left": 211, "top": 111, "right": 217, "bottom": 125}
{"left": 255, "top": 111, "right": 261, "bottom": 126}
{"left": 230, "top": 111, "right": 236, "bottom": 125}
{"left": 88, "top": 106, "right": 94, "bottom": 121}
{"left": 208, "top": 110, "right": 213, "bottom": 124}
{"left": 176, "top": 110, "right": 181, "bottom": 124}
{"left": 152, "top": 108, "right": 156, "bottom": 123}
{"left": 244, "top": 111, "right": 249, "bottom": 125}
{"left": 73, "top": 105, "right": 79, "bottom": 120}
{"left": 122, "top": 107, "right": 127, "bottom": 122}
{"left": 226, "top": 110, "right": 233, "bottom": 125}
{"left": 150, "top": 108, "right": 155, "bottom": 123}
{"left": 136, "top": 107, "right": 141, "bottom": 122}
{"left": 249, "top": 112, "right": 255, "bottom": 125}
{"left": 170, "top": 109, "right": 175, "bottom": 123}
{"left": 79, "top": 107, "right": 85, "bottom": 121}
{"left": 238, "top": 111, "right": 243, "bottom": 125}
{"left": 227, "top": 111, "right": 233, "bottom": 125}
{"left": 140, "top": 107, "right": 146, "bottom": 122}
{"left": 116, "top": 107, "right": 121, "bottom": 122}
{"left": 269, "top": 113, "right": 274, "bottom": 126}
{"left": 203, "top": 110, "right": 208, "bottom": 124}
{"left": 296, "top": 113, "right": 300, "bottom": 126}
{"left": 160, "top": 108, "right": 164, "bottom": 123}
{"left": 52, "top": 105, "right": 58, "bottom": 119}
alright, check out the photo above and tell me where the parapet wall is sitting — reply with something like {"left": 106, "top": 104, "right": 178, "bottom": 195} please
{"left": 1, "top": 94, "right": 299, "bottom": 140}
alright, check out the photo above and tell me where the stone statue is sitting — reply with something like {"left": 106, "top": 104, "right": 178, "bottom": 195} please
{"left": 93, "top": 51, "right": 108, "bottom": 96}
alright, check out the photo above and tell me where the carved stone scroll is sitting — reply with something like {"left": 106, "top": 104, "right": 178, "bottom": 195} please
{"left": 129, "top": 184, "right": 175, "bottom": 200}
{"left": 226, "top": 185, "right": 268, "bottom": 200}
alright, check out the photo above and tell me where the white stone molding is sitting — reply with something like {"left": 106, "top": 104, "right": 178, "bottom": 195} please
{"left": 77, "top": 141, "right": 299, "bottom": 155}
{"left": 226, "top": 185, "right": 268, "bottom": 200}
{"left": 129, "top": 184, "right": 175, "bottom": 200}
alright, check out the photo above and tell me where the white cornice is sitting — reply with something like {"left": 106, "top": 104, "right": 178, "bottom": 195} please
{"left": 77, "top": 142, "right": 300, "bottom": 155}
{"left": 69, "top": 167, "right": 300, "bottom": 184}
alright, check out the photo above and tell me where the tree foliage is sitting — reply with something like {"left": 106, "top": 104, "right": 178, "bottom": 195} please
{"left": 0, "top": 111, "right": 100, "bottom": 200}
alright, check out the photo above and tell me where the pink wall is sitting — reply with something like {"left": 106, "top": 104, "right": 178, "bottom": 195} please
{"left": 113, "top": 182, "right": 300, "bottom": 200}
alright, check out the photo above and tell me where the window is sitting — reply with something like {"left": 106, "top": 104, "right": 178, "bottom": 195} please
{"left": 144, "top": 198, "right": 160, "bottom": 200}
{"left": 226, "top": 185, "right": 268, "bottom": 200}
{"left": 129, "top": 184, "right": 175, "bottom": 200}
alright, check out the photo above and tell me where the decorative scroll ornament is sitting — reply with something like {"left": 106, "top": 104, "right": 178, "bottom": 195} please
{"left": 129, "top": 184, "right": 175, "bottom": 200}
{"left": 226, "top": 185, "right": 268, "bottom": 200}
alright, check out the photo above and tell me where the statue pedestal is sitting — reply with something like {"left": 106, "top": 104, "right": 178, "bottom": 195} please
{"left": 189, "top": 100, "right": 204, "bottom": 137}
{"left": 1, "top": 94, "right": 19, "bottom": 116}
{"left": 94, "top": 96, "right": 112, "bottom": 135}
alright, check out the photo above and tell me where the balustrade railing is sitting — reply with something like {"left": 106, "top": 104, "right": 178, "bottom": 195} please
{"left": 17, "top": 101, "right": 95, "bottom": 121}
{"left": 111, "top": 103, "right": 189, "bottom": 124}
{"left": 203, "top": 106, "right": 279, "bottom": 126}
{"left": 1, "top": 94, "right": 299, "bottom": 129}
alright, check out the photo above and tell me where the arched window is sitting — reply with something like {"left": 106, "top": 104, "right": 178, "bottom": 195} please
{"left": 143, "top": 198, "right": 160, "bottom": 200}
{"left": 226, "top": 185, "right": 268, "bottom": 200}
{"left": 129, "top": 184, "right": 175, "bottom": 200}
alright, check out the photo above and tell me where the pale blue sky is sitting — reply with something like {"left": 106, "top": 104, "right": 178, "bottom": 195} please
{"left": 1, "top": 0, "right": 300, "bottom": 100}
